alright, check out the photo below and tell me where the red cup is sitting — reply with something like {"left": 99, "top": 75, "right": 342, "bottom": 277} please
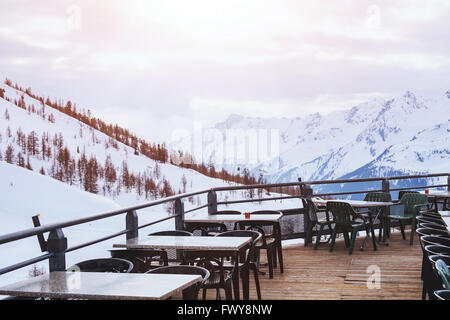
{"left": 425, "top": 189, "right": 429, "bottom": 194}
{"left": 245, "top": 212, "right": 250, "bottom": 219}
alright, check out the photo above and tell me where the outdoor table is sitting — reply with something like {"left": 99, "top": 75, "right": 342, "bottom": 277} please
{"left": 113, "top": 235, "right": 252, "bottom": 300}
{"left": 0, "top": 271, "right": 201, "bottom": 300}
{"left": 422, "top": 191, "right": 450, "bottom": 212}
{"left": 313, "top": 199, "right": 394, "bottom": 249}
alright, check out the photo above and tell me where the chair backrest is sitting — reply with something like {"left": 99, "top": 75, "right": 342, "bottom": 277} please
{"left": 434, "top": 290, "right": 450, "bottom": 300}
{"left": 216, "top": 230, "right": 262, "bottom": 262}
{"left": 68, "top": 258, "right": 133, "bottom": 273}
{"left": 364, "top": 192, "right": 392, "bottom": 203}
{"left": 421, "top": 236, "right": 450, "bottom": 248}
{"left": 398, "top": 191, "right": 419, "bottom": 201}
{"left": 250, "top": 210, "right": 283, "bottom": 215}
{"left": 435, "top": 259, "right": 450, "bottom": 289}
{"left": 416, "top": 215, "right": 445, "bottom": 225}
{"left": 428, "top": 255, "right": 450, "bottom": 266}
{"left": 305, "top": 199, "right": 319, "bottom": 223}
{"left": 326, "top": 201, "right": 354, "bottom": 226}
{"left": 419, "top": 222, "right": 448, "bottom": 231}
{"left": 145, "top": 265, "right": 210, "bottom": 287}
{"left": 149, "top": 230, "right": 193, "bottom": 236}
{"left": 416, "top": 227, "right": 450, "bottom": 238}
{"left": 234, "top": 220, "right": 281, "bottom": 245}
{"left": 109, "top": 249, "right": 168, "bottom": 273}
{"left": 398, "top": 193, "right": 428, "bottom": 216}
{"left": 424, "top": 245, "right": 450, "bottom": 257}
{"left": 211, "top": 210, "right": 242, "bottom": 215}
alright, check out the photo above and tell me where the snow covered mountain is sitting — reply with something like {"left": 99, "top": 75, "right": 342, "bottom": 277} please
{"left": 179, "top": 91, "right": 449, "bottom": 190}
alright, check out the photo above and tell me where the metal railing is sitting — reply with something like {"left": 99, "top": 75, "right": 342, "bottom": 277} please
{"left": 0, "top": 172, "right": 448, "bottom": 277}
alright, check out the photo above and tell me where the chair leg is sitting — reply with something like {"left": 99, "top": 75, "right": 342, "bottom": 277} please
{"left": 225, "top": 282, "right": 233, "bottom": 300}
{"left": 250, "top": 263, "right": 262, "bottom": 300}
{"left": 349, "top": 230, "right": 357, "bottom": 255}
{"left": 329, "top": 226, "right": 338, "bottom": 253}
{"left": 314, "top": 224, "right": 324, "bottom": 250}
{"left": 370, "top": 224, "right": 377, "bottom": 251}
{"left": 343, "top": 231, "right": 350, "bottom": 248}
{"left": 305, "top": 224, "right": 312, "bottom": 247}
{"left": 277, "top": 242, "right": 284, "bottom": 273}
{"left": 241, "top": 267, "right": 250, "bottom": 300}
{"left": 399, "top": 220, "right": 406, "bottom": 240}
{"left": 273, "top": 246, "right": 277, "bottom": 269}
{"left": 202, "top": 288, "right": 207, "bottom": 300}
{"left": 409, "top": 219, "right": 416, "bottom": 245}
{"left": 267, "top": 247, "right": 274, "bottom": 279}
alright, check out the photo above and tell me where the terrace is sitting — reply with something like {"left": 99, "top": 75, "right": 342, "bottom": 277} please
{"left": 0, "top": 173, "right": 449, "bottom": 300}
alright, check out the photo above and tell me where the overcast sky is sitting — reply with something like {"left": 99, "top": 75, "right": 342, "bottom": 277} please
{"left": 1, "top": 0, "right": 449, "bottom": 142}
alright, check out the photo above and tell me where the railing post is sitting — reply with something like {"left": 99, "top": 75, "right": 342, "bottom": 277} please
{"left": 208, "top": 190, "right": 217, "bottom": 215}
{"left": 300, "top": 183, "right": 313, "bottom": 246}
{"left": 448, "top": 175, "right": 450, "bottom": 191}
{"left": 174, "top": 198, "right": 185, "bottom": 231}
{"left": 47, "top": 228, "right": 67, "bottom": 272}
{"left": 126, "top": 210, "right": 138, "bottom": 240}
{"left": 382, "top": 179, "right": 390, "bottom": 193}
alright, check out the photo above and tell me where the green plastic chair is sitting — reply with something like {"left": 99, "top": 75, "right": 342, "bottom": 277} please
{"left": 327, "top": 201, "right": 377, "bottom": 254}
{"left": 363, "top": 192, "right": 392, "bottom": 240}
{"left": 435, "top": 259, "right": 450, "bottom": 289}
{"left": 303, "top": 199, "right": 335, "bottom": 250}
{"left": 387, "top": 193, "right": 429, "bottom": 245}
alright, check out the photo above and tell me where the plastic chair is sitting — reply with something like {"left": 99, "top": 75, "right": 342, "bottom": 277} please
{"left": 216, "top": 230, "right": 262, "bottom": 300}
{"left": 182, "top": 251, "right": 234, "bottom": 300}
{"left": 234, "top": 212, "right": 283, "bottom": 279}
{"left": 363, "top": 192, "right": 392, "bottom": 241}
{"left": 149, "top": 230, "right": 193, "bottom": 236}
{"left": 434, "top": 290, "right": 450, "bottom": 300}
{"left": 303, "top": 199, "right": 334, "bottom": 249}
{"left": 185, "top": 211, "right": 242, "bottom": 236}
{"left": 326, "top": 201, "right": 377, "bottom": 254}
{"left": 67, "top": 258, "right": 133, "bottom": 273}
{"left": 424, "top": 245, "right": 450, "bottom": 257}
{"left": 109, "top": 249, "right": 168, "bottom": 273}
{"left": 435, "top": 259, "right": 450, "bottom": 289}
{"left": 146, "top": 265, "right": 210, "bottom": 300}
{"left": 387, "top": 193, "right": 430, "bottom": 245}
{"left": 416, "top": 227, "right": 450, "bottom": 238}
{"left": 419, "top": 222, "right": 448, "bottom": 231}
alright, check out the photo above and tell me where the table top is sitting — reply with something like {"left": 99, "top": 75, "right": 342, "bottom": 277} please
{"left": 313, "top": 198, "right": 394, "bottom": 208}
{"left": 423, "top": 191, "right": 450, "bottom": 198}
{"left": 185, "top": 213, "right": 283, "bottom": 223}
{"left": 113, "top": 235, "right": 252, "bottom": 251}
{"left": 0, "top": 271, "right": 201, "bottom": 300}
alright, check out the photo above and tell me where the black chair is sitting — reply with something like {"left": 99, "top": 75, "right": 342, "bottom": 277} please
{"left": 67, "top": 258, "right": 133, "bottom": 273}
{"left": 234, "top": 211, "right": 283, "bottom": 279}
{"left": 145, "top": 265, "right": 210, "bottom": 300}
{"left": 216, "top": 230, "right": 263, "bottom": 300}
{"left": 326, "top": 201, "right": 377, "bottom": 254}
{"left": 109, "top": 249, "right": 168, "bottom": 273}
{"left": 185, "top": 211, "right": 242, "bottom": 236}
{"left": 149, "top": 230, "right": 193, "bottom": 236}
{"left": 148, "top": 230, "right": 193, "bottom": 262}
{"left": 397, "top": 191, "right": 419, "bottom": 202}
{"left": 434, "top": 290, "right": 450, "bottom": 300}
{"left": 416, "top": 215, "right": 445, "bottom": 226}
{"left": 421, "top": 236, "right": 450, "bottom": 248}
{"left": 419, "top": 222, "right": 448, "bottom": 231}
{"left": 424, "top": 245, "right": 450, "bottom": 257}
{"left": 182, "top": 251, "right": 234, "bottom": 300}
{"left": 303, "top": 199, "right": 334, "bottom": 249}
{"left": 416, "top": 228, "right": 450, "bottom": 238}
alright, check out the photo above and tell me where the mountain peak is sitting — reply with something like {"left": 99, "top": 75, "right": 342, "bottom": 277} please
{"left": 445, "top": 90, "right": 450, "bottom": 99}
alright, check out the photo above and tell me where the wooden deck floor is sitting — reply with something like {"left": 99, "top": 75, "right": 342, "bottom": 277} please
{"left": 204, "top": 230, "right": 423, "bottom": 300}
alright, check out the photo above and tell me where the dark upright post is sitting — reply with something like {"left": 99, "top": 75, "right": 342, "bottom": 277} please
{"left": 126, "top": 210, "right": 138, "bottom": 240}
{"left": 448, "top": 175, "right": 450, "bottom": 191}
{"left": 47, "top": 228, "right": 67, "bottom": 272}
{"left": 301, "top": 183, "right": 313, "bottom": 246}
{"left": 174, "top": 198, "right": 185, "bottom": 231}
{"left": 208, "top": 190, "right": 217, "bottom": 215}
{"left": 382, "top": 179, "right": 390, "bottom": 193}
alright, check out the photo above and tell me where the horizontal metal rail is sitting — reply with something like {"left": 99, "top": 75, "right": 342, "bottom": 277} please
{"left": 0, "top": 172, "right": 447, "bottom": 279}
